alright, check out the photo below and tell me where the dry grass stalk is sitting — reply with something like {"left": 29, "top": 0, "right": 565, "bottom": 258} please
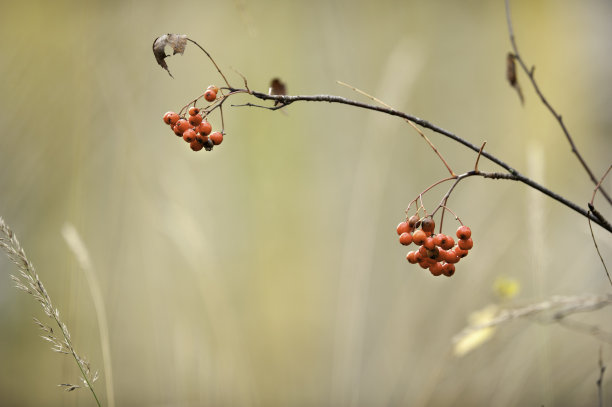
{"left": 0, "top": 216, "right": 101, "bottom": 406}
{"left": 453, "top": 293, "right": 612, "bottom": 346}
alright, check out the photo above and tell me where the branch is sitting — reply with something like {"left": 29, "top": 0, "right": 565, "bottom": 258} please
{"left": 504, "top": 0, "right": 612, "bottom": 205}
{"left": 453, "top": 293, "right": 612, "bottom": 345}
{"left": 238, "top": 89, "right": 611, "bottom": 233}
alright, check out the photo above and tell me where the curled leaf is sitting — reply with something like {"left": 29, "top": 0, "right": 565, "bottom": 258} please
{"left": 153, "top": 34, "right": 188, "bottom": 78}
{"left": 268, "top": 77, "right": 287, "bottom": 106}
{"left": 506, "top": 52, "right": 524, "bottom": 104}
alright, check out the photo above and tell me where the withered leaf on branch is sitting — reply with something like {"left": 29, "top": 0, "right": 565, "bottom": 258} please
{"left": 268, "top": 77, "right": 287, "bottom": 106}
{"left": 152, "top": 34, "right": 188, "bottom": 78}
{"left": 506, "top": 52, "right": 524, "bottom": 104}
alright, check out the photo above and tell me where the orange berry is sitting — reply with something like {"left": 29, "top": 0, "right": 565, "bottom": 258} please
{"left": 195, "top": 134, "right": 209, "bottom": 144}
{"left": 196, "top": 121, "right": 212, "bottom": 136}
{"left": 432, "top": 234, "right": 443, "bottom": 247}
{"left": 190, "top": 139, "right": 204, "bottom": 151}
{"left": 456, "top": 225, "right": 471, "bottom": 240}
{"left": 458, "top": 238, "right": 473, "bottom": 250}
{"left": 412, "top": 230, "right": 427, "bottom": 245}
{"left": 204, "top": 89, "right": 217, "bottom": 102}
{"left": 406, "top": 251, "right": 418, "bottom": 264}
{"left": 429, "top": 262, "right": 444, "bottom": 276}
{"left": 182, "top": 128, "right": 197, "bottom": 143}
{"left": 174, "top": 119, "right": 191, "bottom": 134}
{"left": 444, "top": 250, "right": 460, "bottom": 264}
{"left": 397, "top": 221, "right": 411, "bottom": 235}
{"left": 189, "top": 114, "right": 203, "bottom": 126}
{"left": 188, "top": 107, "right": 200, "bottom": 116}
{"left": 418, "top": 245, "right": 428, "bottom": 257}
{"left": 399, "top": 232, "right": 413, "bottom": 246}
{"left": 163, "top": 111, "right": 180, "bottom": 125}
{"left": 207, "top": 85, "right": 219, "bottom": 93}
{"left": 209, "top": 131, "right": 223, "bottom": 145}
{"left": 426, "top": 247, "right": 440, "bottom": 260}
{"left": 424, "top": 237, "right": 435, "bottom": 250}
{"left": 421, "top": 217, "right": 435, "bottom": 233}
{"left": 441, "top": 235, "right": 455, "bottom": 250}
{"left": 454, "top": 247, "right": 469, "bottom": 258}
{"left": 173, "top": 125, "right": 184, "bottom": 136}
{"left": 442, "top": 263, "right": 456, "bottom": 277}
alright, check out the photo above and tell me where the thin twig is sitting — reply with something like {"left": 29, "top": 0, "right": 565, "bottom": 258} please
{"left": 337, "top": 80, "right": 456, "bottom": 176}
{"left": 238, "top": 89, "right": 611, "bottom": 232}
{"left": 474, "top": 141, "right": 486, "bottom": 173}
{"left": 588, "top": 165, "right": 612, "bottom": 286}
{"left": 504, "top": 0, "right": 612, "bottom": 205}
{"left": 186, "top": 38, "right": 232, "bottom": 88}
{"left": 597, "top": 347, "right": 606, "bottom": 407}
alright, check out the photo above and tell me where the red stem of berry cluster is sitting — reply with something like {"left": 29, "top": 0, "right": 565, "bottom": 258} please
{"left": 233, "top": 88, "right": 611, "bottom": 234}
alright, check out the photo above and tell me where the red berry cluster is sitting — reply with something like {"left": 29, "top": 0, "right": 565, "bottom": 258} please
{"left": 162, "top": 86, "right": 224, "bottom": 152}
{"left": 396, "top": 215, "right": 473, "bottom": 277}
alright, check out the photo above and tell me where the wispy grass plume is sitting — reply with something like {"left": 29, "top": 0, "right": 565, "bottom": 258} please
{"left": 0, "top": 216, "right": 101, "bottom": 406}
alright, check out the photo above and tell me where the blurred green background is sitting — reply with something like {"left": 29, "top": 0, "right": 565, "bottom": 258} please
{"left": 1, "top": 0, "right": 611, "bottom": 405}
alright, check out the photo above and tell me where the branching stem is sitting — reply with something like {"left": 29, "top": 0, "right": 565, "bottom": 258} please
{"left": 232, "top": 89, "right": 611, "bottom": 233}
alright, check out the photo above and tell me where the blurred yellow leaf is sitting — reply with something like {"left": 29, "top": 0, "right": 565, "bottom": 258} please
{"left": 453, "top": 304, "right": 498, "bottom": 357}
{"left": 494, "top": 276, "right": 520, "bottom": 300}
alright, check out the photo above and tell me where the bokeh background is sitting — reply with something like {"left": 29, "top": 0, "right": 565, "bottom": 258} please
{"left": 1, "top": 0, "right": 611, "bottom": 405}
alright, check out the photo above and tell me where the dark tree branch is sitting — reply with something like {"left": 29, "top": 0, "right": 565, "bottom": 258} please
{"left": 504, "top": 0, "right": 612, "bottom": 206}
{"left": 233, "top": 89, "right": 611, "bottom": 233}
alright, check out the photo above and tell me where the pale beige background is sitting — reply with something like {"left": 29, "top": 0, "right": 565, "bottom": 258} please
{"left": 0, "top": 0, "right": 610, "bottom": 405}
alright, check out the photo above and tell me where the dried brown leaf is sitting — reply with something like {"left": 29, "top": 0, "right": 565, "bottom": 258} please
{"left": 506, "top": 52, "right": 524, "bottom": 104}
{"left": 268, "top": 78, "right": 287, "bottom": 106}
{"left": 152, "top": 34, "right": 188, "bottom": 78}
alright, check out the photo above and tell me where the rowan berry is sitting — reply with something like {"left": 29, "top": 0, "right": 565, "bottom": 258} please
{"left": 173, "top": 125, "right": 184, "bottom": 136}
{"left": 190, "top": 139, "right": 204, "bottom": 151}
{"left": 456, "top": 225, "right": 471, "bottom": 240}
{"left": 209, "top": 131, "right": 223, "bottom": 145}
{"left": 412, "top": 230, "right": 427, "bottom": 245}
{"left": 174, "top": 119, "right": 191, "bottom": 134}
{"left": 406, "top": 251, "right": 418, "bottom": 264}
{"left": 207, "top": 85, "right": 219, "bottom": 94}
{"left": 204, "top": 89, "right": 217, "bottom": 102}
{"left": 444, "top": 250, "right": 460, "bottom": 264}
{"left": 195, "top": 134, "right": 209, "bottom": 144}
{"left": 203, "top": 138, "right": 215, "bottom": 151}
{"left": 196, "top": 121, "right": 212, "bottom": 136}
{"left": 163, "top": 111, "right": 180, "bottom": 125}
{"left": 442, "top": 263, "right": 456, "bottom": 277}
{"left": 189, "top": 114, "right": 203, "bottom": 126}
{"left": 188, "top": 107, "right": 200, "bottom": 116}
{"left": 429, "top": 262, "right": 444, "bottom": 276}
{"left": 426, "top": 247, "right": 440, "bottom": 260}
{"left": 182, "top": 128, "right": 197, "bottom": 143}
{"left": 458, "top": 238, "right": 473, "bottom": 250}
{"left": 421, "top": 217, "right": 435, "bottom": 234}
{"left": 423, "top": 237, "right": 436, "bottom": 250}
{"left": 418, "top": 245, "right": 428, "bottom": 257}
{"left": 397, "top": 221, "right": 411, "bottom": 236}
{"left": 441, "top": 235, "right": 455, "bottom": 251}
{"left": 399, "top": 232, "right": 413, "bottom": 246}
{"left": 454, "top": 247, "right": 469, "bottom": 258}
{"left": 408, "top": 215, "right": 420, "bottom": 229}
